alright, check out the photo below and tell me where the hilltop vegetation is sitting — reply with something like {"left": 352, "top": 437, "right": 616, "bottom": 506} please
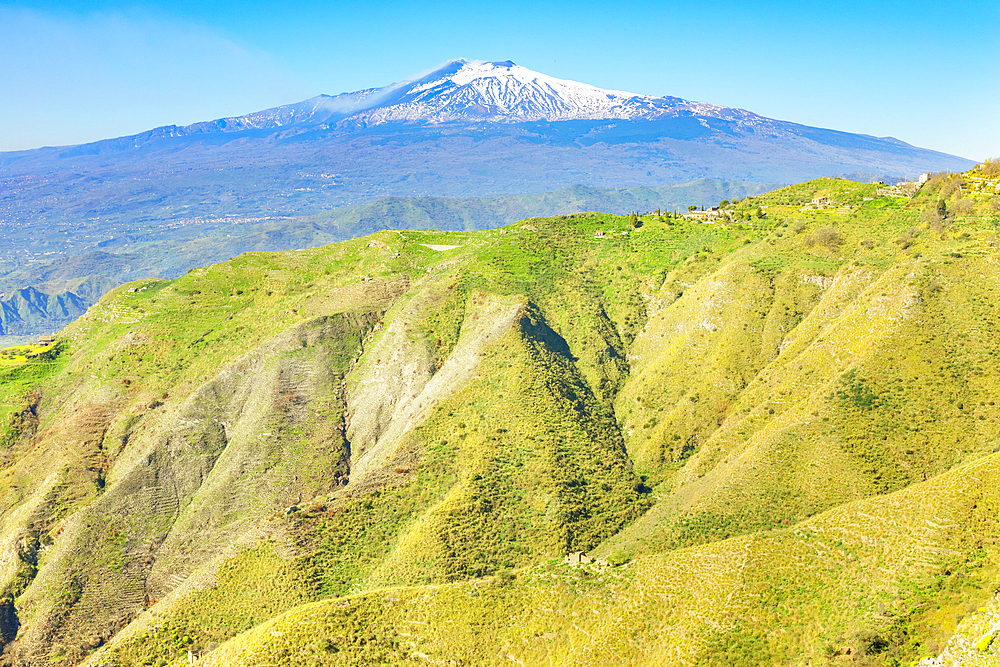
{"left": 0, "top": 168, "right": 998, "bottom": 666}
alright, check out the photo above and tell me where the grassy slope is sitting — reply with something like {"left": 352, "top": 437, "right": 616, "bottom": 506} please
{"left": 605, "top": 177, "right": 1000, "bottom": 557}
{"left": 4, "top": 217, "right": 665, "bottom": 664}
{"left": 0, "top": 171, "right": 997, "bottom": 666}
{"left": 196, "top": 449, "right": 1000, "bottom": 667}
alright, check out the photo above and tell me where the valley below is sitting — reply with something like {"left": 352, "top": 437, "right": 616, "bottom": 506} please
{"left": 2, "top": 166, "right": 1000, "bottom": 666}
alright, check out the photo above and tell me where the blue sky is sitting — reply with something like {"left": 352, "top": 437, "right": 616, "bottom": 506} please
{"left": 1, "top": 0, "right": 998, "bottom": 160}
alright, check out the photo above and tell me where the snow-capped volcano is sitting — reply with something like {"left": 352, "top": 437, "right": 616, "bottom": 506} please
{"left": 351, "top": 59, "right": 689, "bottom": 124}
{"left": 180, "top": 59, "right": 769, "bottom": 134}
{"left": 326, "top": 59, "right": 767, "bottom": 127}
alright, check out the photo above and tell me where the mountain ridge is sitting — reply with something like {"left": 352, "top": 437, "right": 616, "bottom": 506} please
{"left": 0, "top": 287, "right": 86, "bottom": 338}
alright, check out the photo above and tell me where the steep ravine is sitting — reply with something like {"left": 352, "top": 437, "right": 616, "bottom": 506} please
{"left": 5, "top": 314, "right": 378, "bottom": 664}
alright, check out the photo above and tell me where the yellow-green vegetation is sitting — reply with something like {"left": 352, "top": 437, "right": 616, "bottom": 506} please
{"left": 185, "top": 451, "right": 1000, "bottom": 667}
{"left": 1, "top": 167, "right": 999, "bottom": 667}
{"left": 0, "top": 341, "right": 64, "bottom": 455}
{"left": 0, "top": 342, "right": 57, "bottom": 367}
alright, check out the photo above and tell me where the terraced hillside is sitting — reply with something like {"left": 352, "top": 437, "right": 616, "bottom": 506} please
{"left": 0, "top": 167, "right": 999, "bottom": 666}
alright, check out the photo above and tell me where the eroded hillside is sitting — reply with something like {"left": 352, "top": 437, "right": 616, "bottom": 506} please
{"left": 1, "top": 168, "right": 999, "bottom": 666}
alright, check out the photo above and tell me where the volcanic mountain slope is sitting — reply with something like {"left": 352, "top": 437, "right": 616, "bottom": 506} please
{"left": 170, "top": 59, "right": 773, "bottom": 128}
{"left": 0, "top": 169, "right": 999, "bottom": 666}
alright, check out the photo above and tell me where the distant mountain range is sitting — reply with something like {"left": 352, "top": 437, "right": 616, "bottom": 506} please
{"left": 0, "top": 59, "right": 976, "bottom": 341}
{"left": 0, "top": 287, "right": 86, "bottom": 338}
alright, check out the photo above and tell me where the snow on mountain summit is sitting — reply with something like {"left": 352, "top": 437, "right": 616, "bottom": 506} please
{"left": 351, "top": 59, "right": 690, "bottom": 125}
{"left": 318, "top": 60, "right": 765, "bottom": 128}
{"left": 175, "top": 59, "right": 772, "bottom": 135}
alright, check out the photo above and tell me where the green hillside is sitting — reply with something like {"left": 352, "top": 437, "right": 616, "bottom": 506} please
{"left": 0, "top": 167, "right": 998, "bottom": 666}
